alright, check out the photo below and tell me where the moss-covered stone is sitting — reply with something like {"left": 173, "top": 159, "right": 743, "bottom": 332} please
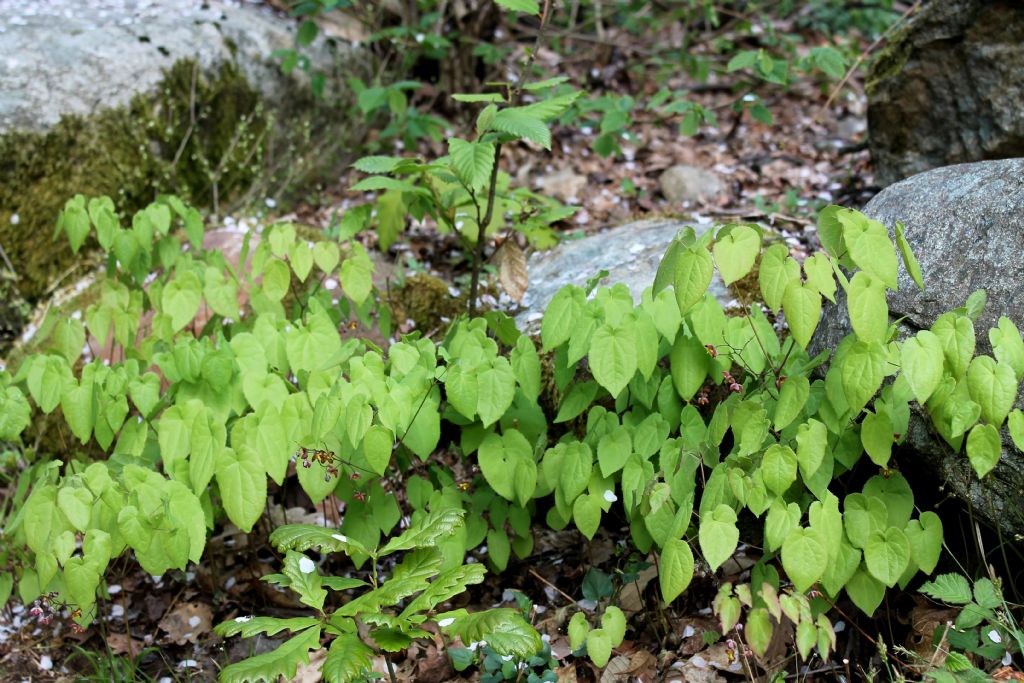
{"left": 0, "top": 57, "right": 356, "bottom": 352}
{"left": 389, "top": 274, "right": 468, "bottom": 334}
{"left": 1, "top": 61, "right": 262, "bottom": 300}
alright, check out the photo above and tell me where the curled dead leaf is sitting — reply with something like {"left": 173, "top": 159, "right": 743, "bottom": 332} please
{"left": 496, "top": 240, "right": 528, "bottom": 303}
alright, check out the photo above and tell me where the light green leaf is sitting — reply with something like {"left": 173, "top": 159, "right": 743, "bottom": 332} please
{"left": 448, "top": 138, "right": 495, "bottom": 189}
{"left": 845, "top": 566, "right": 885, "bottom": 616}
{"left": 774, "top": 375, "right": 809, "bottom": 430}
{"left": 554, "top": 382, "right": 598, "bottom": 423}
{"left": 699, "top": 504, "right": 738, "bottom": 572}
{"left": 362, "top": 425, "right": 394, "bottom": 476}
{"left": 894, "top": 222, "right": 924, "bottom": 291}
{"left": 864, "top": 528, "right": 910, "bottom": 587}
{"left": 900, "top": 331, "right": 944, "bottom": 404}
{"left": 0, "top": 386, "right": 31, "bottom": 440}
{"left": 803, "top": 253, "right": 836, "bottom": 303}
{"left": 340, "top": 242, "right": 374, "bottom": 304}
{"left": 597, "top": 426, "right": 631, "bottom": 477}
{"left": 764, "top": 500, "right": 801, "bottom": 552}
{"left": 673, "top": 246, "right": 714, "bottom": 315}
{"left": 966, "top": 423, "right": 1001, "bottom": 478}
{"left": 966, "top": 355, "right": 1017, "bottom": 426}
{"left": 351, "top": 155, "right": 405, "bottom": 174}
{"left": 50, "top": 317, "right": 86, "bottom": 365}
{"left": 162, "top": 271, "right": 202, "bottom": 332}
{"left": 847, "top": 272, "right": 888, "bottom": 344}
{"left": 843, "top": 216, "right": 899, "bottom": 289}
{"left": 434, "top": 608, "right": 541, "bottom": 658}
{"left": 27, "top": 355, "right": 73, "bottom": 414}
{"left": 495, "top": 0, "right": 540, "bottom": 14}
{"left": 1009, "top": 409, "right": 1024, "bottom": 452}
{"left": 589, "top": 323, "right": 637, "bottom": 398}
{"left": 839, "top": 341, "right": 887, "bottom": 414}
{"left": 489, "top": 108, "right": 551, "bottom": 149}
{"left": 203, "top": 268, "right": 240, "bottom": 319}
{"left": 761, "top": 444, "right": 798, "bottom": 496}
{"left": 57, "top": 486, "right": 93, "bottom": 532}
{"left": 313, "top": 241, "right": 340, "bottom": 274}
{"left": 669, "top": 333, "right": 710, "bottom": 401}
{"left": 288, "top": 242, "right": 314, "bottom": 282}
{"left": 843, "top": 493, "right": 887, "bottom": 549}
{"left": 781, "top": 527, "right": 828, "bottom": 593}
{"left": 758, "top": 244, "right": 800, "bottom": 313}
{"left": 989, "top": 318, "right": 1024, "bottom": 386}
{"left": 261, "top": 259, "right": 291, "bottom": 302}
{"left": 375, "top": 191, "right": 406, "bottom": 251}
{"left": 745, "top": 608, "right": 773, "bottom": 658}
{"left": 477, "top": 357, "right": 516, "bottom": 428}
{"left": 932, "top": 313, "right": 974, "bottom": 379}
{"left": 568, "top": 612, "right": 589, "bottom": 650}
{"left": 861, "top": 408, "right": 894, "bottom": 467}
{"left": 586, "top": 628, "right": 612, "bottom": 668}
{"left": 820, "top": 539, "right": 861, "bottom": 597}
{"left": 782, "top": 282, "right": 821, "bottom": 349}
{"left": 602, "top": 606, "right": 626, "bottom": 647}
{"left": 541, "top": 286, "right": 583, "bottom": 351}
{"left": 659, "top": 537, "right": 694, "bottom": 603}
{"left": 905, "top": 512, "right": 943, "bottom": 575}
{"left": 573, "top": 494, "right": 602, "bottom": 540}
{"left": 215, "top": 446, "right": 266, "bottom": 533}
{"left": 919, "top": 573, "right": 972, "bottom": 605}
{"left": 478, "top": 430, "right": 534, "bottom": 504}
{"left": 712, "top": 225, "right": 760, "bottom": 285}
{"left": 511, "top": 335, "right": 541, "bottom": 403}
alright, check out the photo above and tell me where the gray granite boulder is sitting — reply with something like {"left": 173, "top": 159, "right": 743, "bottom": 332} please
{"left": 867, "top": 0, "right": 1024, "bottom": 186}
{"left": 515, "top": 218, "right": 733, "bottom": 332}
{"left": 0, "top": 0, "right": 366, "bottom": 307}
{"left": 811, "top": 159, "right": 1024, "bottom": 535}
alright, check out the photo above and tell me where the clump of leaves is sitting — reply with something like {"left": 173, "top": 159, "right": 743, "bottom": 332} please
{"left": 215, "top": 508, "right": 541, "bottom": 683}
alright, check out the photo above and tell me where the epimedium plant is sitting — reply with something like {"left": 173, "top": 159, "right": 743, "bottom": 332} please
{"left": 3, "top": 185, "right": 1024, "bottom": 679}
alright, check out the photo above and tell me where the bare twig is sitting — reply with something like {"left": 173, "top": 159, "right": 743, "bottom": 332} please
{"left": 819, "top": 0, "right": 922, "bottom": 116}
{"left": 528, "top": 568, "right": 576, "bottom": 605}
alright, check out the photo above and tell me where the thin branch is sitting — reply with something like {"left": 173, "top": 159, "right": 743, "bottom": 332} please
{"left": 819, "top": 0, "right": 922, "bottom": 115}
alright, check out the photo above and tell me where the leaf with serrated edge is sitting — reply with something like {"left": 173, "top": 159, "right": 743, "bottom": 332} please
{"left": 217, "top": 627, "right": 321, "bottom": 683}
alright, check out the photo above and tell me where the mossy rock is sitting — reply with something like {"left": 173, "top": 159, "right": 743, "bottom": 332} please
{"left": 0, "top": 2, "right": 371, "bottom": 350}
{"left": 389, "top": 274, "right": 469, "bottom": 335}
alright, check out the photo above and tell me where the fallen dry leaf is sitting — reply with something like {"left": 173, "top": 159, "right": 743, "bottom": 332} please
{"left": 496, "top": 240, "right": 528, "bottom": 303}
{"left": 600, "top": 650, "right": 658, "bottom": 683}
{"left": 158, "top": 601, "right": 213, "bottom": 645}
{"left": 106, "top": 632, "right": 146, "bottom": 657}
{"left": 618, "top": 558, "right": 658, "bottom": 613}
{"left": 288, "top": 646, "right": 327, "bottom": 683}
{"left": 555, "top": 663, "right": 578, "bottom": 683}
{"left": 993, "top": 667, "right": 1024, "bottom": 681}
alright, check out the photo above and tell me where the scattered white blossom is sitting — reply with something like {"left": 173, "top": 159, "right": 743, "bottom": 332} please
{"left": 298, "top": 556, "right": 316, "bottom": 574}
{"left": 332, "top": 533, "right": 348, "bottom": 543}
{"left": 438, "top": 617, "right": 455, "bottom": 627}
